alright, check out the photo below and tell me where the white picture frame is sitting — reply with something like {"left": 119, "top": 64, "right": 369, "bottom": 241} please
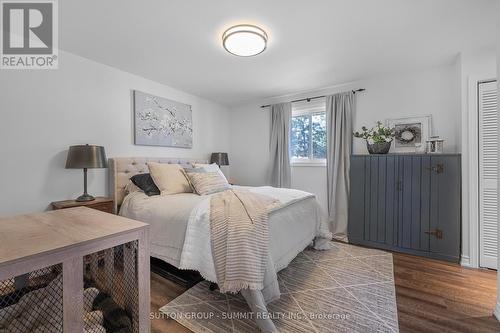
{"left": 386, "top": 115, "right": 432, "bottom": 153}
{"left": 134, "top": 90, "right": 193, "bottom": 148}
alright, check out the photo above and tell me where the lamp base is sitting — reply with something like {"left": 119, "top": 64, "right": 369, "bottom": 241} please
{"left": 76, "top": 194, "right": 95, "bottom": 202}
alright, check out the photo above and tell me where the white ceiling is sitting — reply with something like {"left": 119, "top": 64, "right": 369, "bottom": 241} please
{"left": 60, "top": 0, "right": 496, "bottom": 107}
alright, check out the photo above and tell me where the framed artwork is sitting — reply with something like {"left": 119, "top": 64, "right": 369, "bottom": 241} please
{"left": 386, "top": 116, "right": 432, "bottom": 153}
{"left": 134, "top": 90, "right": 193, "bottom": 148}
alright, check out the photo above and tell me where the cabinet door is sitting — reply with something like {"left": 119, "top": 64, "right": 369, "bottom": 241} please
{"left": 348, "top": 156, "right": 366, "bottom": 242}
{"left": 368, "top": 156, "right": 379, "bottom": 242}
{"left": 429, "top": 156, "right": 461, "bottom": 261}
{"left": 397, "top": 155, "right": 431, "bottom": 252}
{"left": 348, "top": 155, "right": 398, "bottom": 245}
{"left": 384, "top": 155, "right": 398, "bottom": 246}
{"left": 370, "top": 155, "right": 398, "bottom": 245}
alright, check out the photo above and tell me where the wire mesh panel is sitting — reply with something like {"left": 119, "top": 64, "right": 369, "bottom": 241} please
{"left": 84, "top": 240, "right": 139, "bottom": 333}
{"left": 0, "top": 264, "right": 63, "bottom": 333}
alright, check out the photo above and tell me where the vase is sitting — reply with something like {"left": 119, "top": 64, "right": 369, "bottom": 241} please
{"left": 366, "top": 141, "right": 391, "bottom": 154}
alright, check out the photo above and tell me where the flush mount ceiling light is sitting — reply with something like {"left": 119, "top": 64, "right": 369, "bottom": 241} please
{"left": 222, "top": 24, "right": 268, "bottom": 57}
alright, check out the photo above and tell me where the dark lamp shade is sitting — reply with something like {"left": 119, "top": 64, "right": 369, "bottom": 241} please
{"left": 65, "top": 145, "right": 107, "bottom": 169}
{"left": 210, "top": 152, "right": 229, "bottom": 166}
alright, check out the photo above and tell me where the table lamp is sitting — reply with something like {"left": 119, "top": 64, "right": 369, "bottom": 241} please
{"left": 65, "top": 144, "right": 107, "bottom": 202}
{"left": 210, "top": 152, "right": 229, "bottom": 167}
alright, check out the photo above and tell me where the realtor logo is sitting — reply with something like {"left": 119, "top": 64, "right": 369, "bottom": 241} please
{"left": 1, "top": 0, "right": 58, "bottom": 69}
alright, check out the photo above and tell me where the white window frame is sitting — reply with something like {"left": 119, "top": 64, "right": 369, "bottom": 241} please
{"left": 290, "top": 99, "right": 327, "bottom": 166}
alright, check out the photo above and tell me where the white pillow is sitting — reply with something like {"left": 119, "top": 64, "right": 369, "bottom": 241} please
{"left": 147, "top": 162, "right": 192, "bottom": 195}
{"left": 193, "top": 163, "right": 228, "bottom": 182}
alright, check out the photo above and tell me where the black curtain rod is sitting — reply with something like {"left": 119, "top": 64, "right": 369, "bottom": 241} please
{"left": 260, "top": 88, "right": 366, "bottom": 108}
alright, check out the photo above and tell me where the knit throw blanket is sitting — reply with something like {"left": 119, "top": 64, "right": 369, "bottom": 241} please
{"left": 210, "top": 189, "right": 279, "bottom": 294}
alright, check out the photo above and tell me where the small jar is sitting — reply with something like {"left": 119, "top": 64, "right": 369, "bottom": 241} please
{"left": 426, "top": 136, "right": 444, "bottom": 154}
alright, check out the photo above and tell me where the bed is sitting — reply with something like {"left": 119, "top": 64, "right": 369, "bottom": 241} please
{"left": 109, "top": 157, "right": 330, "bottom": 332}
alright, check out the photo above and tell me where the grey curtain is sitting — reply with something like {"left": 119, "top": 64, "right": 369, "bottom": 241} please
{"left": 269, "top": 102, "right": 292, "bottom": 188}
{"left": 326, "top": 92, "right": 354, "bottom": 241}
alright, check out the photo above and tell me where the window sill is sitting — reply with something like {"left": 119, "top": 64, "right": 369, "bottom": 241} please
{"left": 291, "top": 162, "right": 326, "bottom": 167}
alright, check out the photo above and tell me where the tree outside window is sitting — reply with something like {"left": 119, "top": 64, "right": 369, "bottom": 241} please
{"left": 291, "top": 112, "right": 326, "bottom": 163}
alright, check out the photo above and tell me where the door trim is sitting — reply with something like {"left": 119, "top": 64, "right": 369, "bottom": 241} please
{"left": 478, "top": 79, "right": 498, "bottom": 269}
{"left": 464, "top": 78, "right": 497, "bottom": 268}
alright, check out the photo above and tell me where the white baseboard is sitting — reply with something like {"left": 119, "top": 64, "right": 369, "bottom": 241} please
{"left": 494, "top": 301, "right": 500, "bottom": 321}
{"left": 460, "top": 255, "right": 471, "bottom": 267}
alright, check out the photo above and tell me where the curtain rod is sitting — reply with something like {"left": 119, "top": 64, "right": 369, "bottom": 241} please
{"left": 260, "top": 88, "right": 366, "bottom": 108}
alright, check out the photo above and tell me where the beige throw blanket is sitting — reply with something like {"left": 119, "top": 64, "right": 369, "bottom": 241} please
{"left": 210, "top": 188, "right": 279, "bottom": 293}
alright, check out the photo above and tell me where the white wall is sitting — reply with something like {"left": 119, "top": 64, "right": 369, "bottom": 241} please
{"left": 229, "top": 64, "right": 460, "bottom": 213}
{"left": 0, "top": 51, "right": 230, "bottom": 216}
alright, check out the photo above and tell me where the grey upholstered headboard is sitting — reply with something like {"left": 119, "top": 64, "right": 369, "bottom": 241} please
{"left": 109, "top": 157, "right": 208, "bottom": 212}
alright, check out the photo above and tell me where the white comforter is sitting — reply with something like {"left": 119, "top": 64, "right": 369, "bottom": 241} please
{"left": 179, "top": 186, "right": 331, "bottom": 285}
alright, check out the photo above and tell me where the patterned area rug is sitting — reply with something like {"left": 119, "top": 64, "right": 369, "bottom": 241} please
{"left": 159, "top": 241, "right": 399, "bottom": 332}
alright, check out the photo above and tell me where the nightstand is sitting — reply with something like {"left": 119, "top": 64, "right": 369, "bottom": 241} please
{"left": 51, "top": 197, "right": 114, "bottom": 214}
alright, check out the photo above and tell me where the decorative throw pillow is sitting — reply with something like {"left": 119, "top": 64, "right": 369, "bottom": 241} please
{"left": 147, "top": 162, "right": 192, "bottom": 195}
{"left": 193, "top": 163, "right": 228, "bottom": 182}
{"left": 185, "top": 171, "right": 231, "bottom": 195}
{"left": 130, "top": 173, "right": 160, "bottom": 196}
{"left": 183, "top": 167, "right": 206, "bottom": 192}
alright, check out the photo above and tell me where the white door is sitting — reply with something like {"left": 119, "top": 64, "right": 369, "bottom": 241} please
{"left": 479, "top": 80, "right": 498, "bottom": 269}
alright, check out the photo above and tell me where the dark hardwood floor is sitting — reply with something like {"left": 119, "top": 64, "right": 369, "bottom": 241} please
{"left": 150, "top": 253, "right": 500, "bottom": 333}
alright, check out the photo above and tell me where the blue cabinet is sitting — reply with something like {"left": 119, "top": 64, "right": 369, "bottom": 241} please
{"left": 348, "top": 154, "right": 461, "bottom": 262}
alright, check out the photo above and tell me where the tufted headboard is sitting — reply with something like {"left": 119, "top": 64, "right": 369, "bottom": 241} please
{"left": 109, "top": 157, "right": 208, "bottom": 212}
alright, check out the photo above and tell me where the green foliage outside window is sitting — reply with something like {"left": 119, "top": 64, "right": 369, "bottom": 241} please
{"left": 291, "top": 113, "right": 326, "bottom": 160}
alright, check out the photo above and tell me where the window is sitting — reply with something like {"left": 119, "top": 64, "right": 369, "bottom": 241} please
{"left": 290, "top": 98, "right": 327, "bottom": 165}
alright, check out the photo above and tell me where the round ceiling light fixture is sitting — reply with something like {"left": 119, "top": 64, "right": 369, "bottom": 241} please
{"left": 222, "top": 24, "right": 268, "bottom": 57}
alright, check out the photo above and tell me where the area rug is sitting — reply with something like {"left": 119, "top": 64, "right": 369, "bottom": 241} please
{"left": 159, "top": 241, "right": 399, "bottom": 332}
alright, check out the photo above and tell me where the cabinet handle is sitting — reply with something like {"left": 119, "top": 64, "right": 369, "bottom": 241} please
{"left": 425, "top": 163, "right": 444, "bottom": 174}
{"left": 424, "top": 228, "right": 443, "bottom": 239}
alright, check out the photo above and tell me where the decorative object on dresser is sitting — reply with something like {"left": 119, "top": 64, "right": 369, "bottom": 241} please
{"left": 65, "top": 144, "right": 107, "bottom": 202}
{"left": 210, "top": 152, "right": 229, "bottom": 167}
{"left": 425, "top": 136, "right": 445, "bottom": 154}
{"left": 353, "top": 121, "right": 395, "bottom": 154}
{"left": 134, "top": 90, "right": 193, "bottom": 148}
{"left": 348, "top": 154, "right": 461, "bottom": 262}
{"left": 51, "top": 197, "right": 114, "bottom": 214}
{"left": 386, "top": 115, "right": 432, "bottom": 153}
{"left": 0, "top": 207, "right": 150, "bottom": 333}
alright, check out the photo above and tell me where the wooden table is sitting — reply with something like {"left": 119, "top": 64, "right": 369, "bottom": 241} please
{"left": 0, "top": 207, "right": 150, "bottom": 333}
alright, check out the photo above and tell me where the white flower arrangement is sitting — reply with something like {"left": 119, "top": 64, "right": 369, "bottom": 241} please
{"left": 353, "top": 121, "right": 395, "bottom": 144}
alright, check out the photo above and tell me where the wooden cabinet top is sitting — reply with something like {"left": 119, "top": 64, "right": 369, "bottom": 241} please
{"left": 51, "top": 197, "right": 113, "bottom": 209}
{"left": 0, "top": 207, "right": 148, "bottom": 266}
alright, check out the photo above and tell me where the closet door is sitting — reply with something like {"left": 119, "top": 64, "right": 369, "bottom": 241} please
{"left": 479, "top": 80, "right": 498, "bottom": 269}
